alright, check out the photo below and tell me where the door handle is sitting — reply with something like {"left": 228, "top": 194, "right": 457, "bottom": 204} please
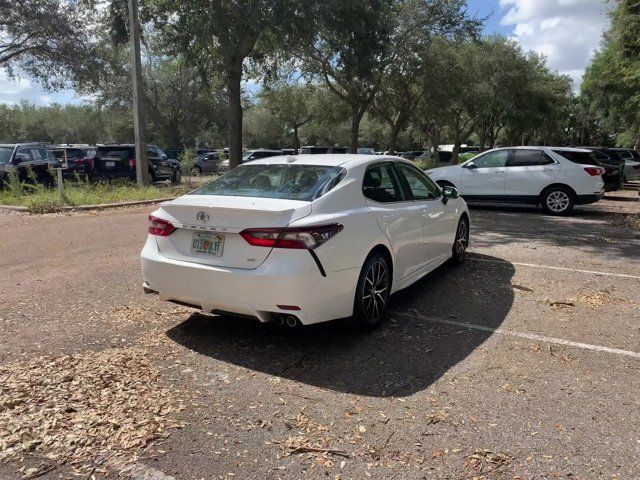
{"left": 495, "top": 170, "right": 505, "bottom": 173}
{"left": 382, "top": 214, "right": 397, "bottom": 221}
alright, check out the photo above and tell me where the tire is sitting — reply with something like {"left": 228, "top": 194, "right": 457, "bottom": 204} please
{"left": 172, "top": 169, "right": 182, "bottom": 184}
{"left": 191, "top": 166, "right": 201, "bottom": 176}
{"left": 451, "top": 216, "right": 469, "bottom": 265}
{"left": 352, "top": 252, "right": 391, "bottom": 330}
{"left": 541, "top": 186, "right": 574, "bottom": 215}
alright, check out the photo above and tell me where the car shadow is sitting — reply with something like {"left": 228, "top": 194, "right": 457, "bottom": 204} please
{"left": 165, "top": 253, "right": 515, "bottom": 397}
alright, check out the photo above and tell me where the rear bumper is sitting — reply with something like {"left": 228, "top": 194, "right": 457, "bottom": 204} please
{"left": 140, "top": 236, "right": 359, "bottom": 325}
{"left": 576, "top": 192, "right": 605, "bottom": 205}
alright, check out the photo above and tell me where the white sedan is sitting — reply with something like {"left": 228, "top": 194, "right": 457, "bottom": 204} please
{"left": 141, "top": 155, "right": 470, "bottom": 328}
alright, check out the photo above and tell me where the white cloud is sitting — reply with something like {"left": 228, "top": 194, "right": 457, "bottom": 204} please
{"left": 499, "top": 0, "right": 610, "bottom": 89}
{"left": 0, "top": 68, "right": 82, "bottom": 106}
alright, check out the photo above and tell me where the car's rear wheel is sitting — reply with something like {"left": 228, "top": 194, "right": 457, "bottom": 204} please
{"left": 172, "top": 169, "right": 182, "bottom": 184}
{"left": 451, "top": 216, "right": 469, "bottom": 265}
{"left": 541, "top": 186, "right": 574, "bottom": 215}
{"left": 352, "top": 253, "right": 391, "bottom": 329}
{"left": 191, "top": 166, "right": 201, "bottom": 176}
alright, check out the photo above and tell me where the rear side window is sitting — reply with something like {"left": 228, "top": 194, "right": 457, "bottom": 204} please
{"left": 363, "top": 163, "right": 405, "bottom": 203}
{"left": 553, "top": 150, "right": 600, "bottom": 166}
{"left": 193, "top": 164, "right": 345, "bottom": 201}
{"left": 510, "top": 149, "right": 555, "bottom": 166}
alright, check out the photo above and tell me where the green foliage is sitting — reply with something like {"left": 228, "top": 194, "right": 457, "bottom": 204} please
{"left": 0, "top": 0, "right": 101, "bottom": 90}
{"left": 580, "top": 1, "right": 640, "bottom": 147}
{"left": 0, "top": 181, "right": 189, "bottom": 213}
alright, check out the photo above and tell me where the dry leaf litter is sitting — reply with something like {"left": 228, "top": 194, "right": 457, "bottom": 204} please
{"left": 0, "top": 340, "right": 186, "bottom": 476}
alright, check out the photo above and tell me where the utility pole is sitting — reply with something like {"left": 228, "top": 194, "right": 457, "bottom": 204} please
{"left": 128, "top": 0, "right": 150, "bottom": 186}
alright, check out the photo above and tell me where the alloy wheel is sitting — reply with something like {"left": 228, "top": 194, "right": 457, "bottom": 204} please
{"left": 546, "top": 190, "right": 570, "bottom": 213}
{"left": 455, "top": 219, "right": 468, "bottom": 258}
{"left": 362, "top": 260, "right": 389, "bottom": 324}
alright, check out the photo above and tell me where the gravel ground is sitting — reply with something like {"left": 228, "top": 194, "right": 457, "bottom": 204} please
{"left": 0, "top": 192, "right": 638, "bottom": 479}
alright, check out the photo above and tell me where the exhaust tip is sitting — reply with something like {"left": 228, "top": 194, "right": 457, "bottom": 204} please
{"left": 284, "top": 315, "right": 299, "bottom": 328}
{"left": 273, "top": 316, "right": 285, "bottom": 327}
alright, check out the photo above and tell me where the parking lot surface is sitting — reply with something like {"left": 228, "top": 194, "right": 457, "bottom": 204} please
{"left": 0, "top": 192, "right": 638, "bottom": 479}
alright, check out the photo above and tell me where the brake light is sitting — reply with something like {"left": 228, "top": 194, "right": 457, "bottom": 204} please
{"left": 584, "top": 167, "right": 605, "bottom": 176}
{"left": 240, "top": 224, "right": 343, "bottom": 249}
{"left": 129, "top": 158, "right": 137, "bottom": 168}
{"left": 633, "top": 165, "right": 640, "bottom": 170}
{"left": 148, "top": 215, "right": 176, "bottom": 236}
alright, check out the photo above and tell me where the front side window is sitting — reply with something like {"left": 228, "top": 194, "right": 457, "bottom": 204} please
{"left": 363, "top": 163, "right": 405, "bottom": 203}
{"left": 397, "top": 163, "right": 440, "bottom": 200}
{"left": 0, "top": 147, "right": 14, "bottom": 164}
{"left": 193, "top": 164, "right": 344, "bottom": 201}
{"left": 472, "top": 150, "right": 509, "bottom": 168}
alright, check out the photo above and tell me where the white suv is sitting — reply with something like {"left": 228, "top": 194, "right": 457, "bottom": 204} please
{"left": 425, "top": 147, "right": 605, "bottom": 215}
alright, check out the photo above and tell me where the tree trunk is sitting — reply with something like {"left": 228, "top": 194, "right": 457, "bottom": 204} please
{"left": 350, "top": 105, "right": 362, "bottom": 154}
{"left": 388, "top": 122, "right": 401, "bottom": 155}
{"left": 227, "top": 64, "right": 243, "bottom": 168}
{"left": 451, "top": 141, "right": 461, "bottom": 164}
{"left": 293, "top": 126, "right": 299, "bottom": 154}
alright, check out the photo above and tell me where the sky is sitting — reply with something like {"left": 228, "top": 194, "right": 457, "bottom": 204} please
{"left": 0, "top": 0, "right": 611, "bottom": 106}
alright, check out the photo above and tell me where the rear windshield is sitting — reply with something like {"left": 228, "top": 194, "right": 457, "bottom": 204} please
{"left": 97, "top": 148, "right": 131, "bottom": 159}
{"left": 192, "top": 164, "right": 345, "bottom": 201}
{"left": 54, "top": 148, "right": 94, "bottom": 159}
{"left": 0, "top": 146, "right": 13, "bottom": 164}
{"left": 553, "top": 150, "right": 599, "bottom": 166}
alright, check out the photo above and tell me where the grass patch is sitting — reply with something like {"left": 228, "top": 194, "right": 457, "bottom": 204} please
{"left": 0, "top": 179, "right": 191, "bottom": 213}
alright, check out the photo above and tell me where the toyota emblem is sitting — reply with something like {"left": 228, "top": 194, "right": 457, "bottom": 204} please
{"left": 196, "top": 211, "right": 210, "bottom": 223}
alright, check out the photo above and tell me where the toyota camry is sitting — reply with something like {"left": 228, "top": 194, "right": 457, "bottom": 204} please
{"left": 141, "top": 154, "right": 470, "bottom": 328}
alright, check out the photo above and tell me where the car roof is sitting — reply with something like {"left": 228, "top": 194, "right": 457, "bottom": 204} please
{"left": 486, "top": 146, "right": 593, "bottom": 153}
{"left": 247, "top": 153, "right": 398, "bottom": 167}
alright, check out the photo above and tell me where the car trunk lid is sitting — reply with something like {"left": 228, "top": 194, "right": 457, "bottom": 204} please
{"left": 155, "top": 195, "right": 312, "bottom": 269}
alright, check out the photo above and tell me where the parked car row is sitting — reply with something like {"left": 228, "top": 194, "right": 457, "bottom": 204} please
{"left": 50, "top": 144, "right": 181, "bottom": 183}
{"left": 0, "top": 142, "right": 61, "bottom": 187}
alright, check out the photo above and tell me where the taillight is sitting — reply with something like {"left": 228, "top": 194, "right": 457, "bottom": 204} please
{"left": 240, "top": 224, "right": 343, "bottom": 249}
{"left": 129, "top": 158, "right": 137, "bottom": 168}
{"left": 148, "top": 215, "right": 176, "bottom": 236}
{"left": 633, "top": 165, "right": 640, "bottom": 170}
{"left": 584, "top": 167, "right": 605, "bottom": 176}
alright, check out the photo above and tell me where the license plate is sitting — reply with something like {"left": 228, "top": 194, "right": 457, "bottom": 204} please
{"left": 105, "top": 161, "right": 115, "bottom": 167}
{"left": 191, "top": 232, "right": 224, "bottom": 256}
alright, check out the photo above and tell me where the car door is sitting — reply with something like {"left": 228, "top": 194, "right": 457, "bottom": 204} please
{"left": 460, "top": 149, "right": 509, "bottom": 198}
{"left": 363, "top": 162, "right": 428, "bottom": 280}
{"left": 396, "top": 162, "right": 455, "bottom": 262}
{"left": 504, "top": 149, "right": 560, "bottom": 198}
{"left": 203, "top": 153, "right": 220, "bottom": 173}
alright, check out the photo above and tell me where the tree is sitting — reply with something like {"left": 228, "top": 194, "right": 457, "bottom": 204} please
{"left": 373, "top": 0, "right": 481, "bottom": 155}
{"left": 149, "top": 0, "right": 311, "bottom": 168}
{"left": 300, "top": 0, "right": 394, "bottom": 153}
{"left": 259, "top": 83, "right": 316, "bottom": 152}
{"left": 0, "top": 0, "right": 99, "bottom": 89}
{"left": 580, "top": 0, "right": 640, "bottom": 148}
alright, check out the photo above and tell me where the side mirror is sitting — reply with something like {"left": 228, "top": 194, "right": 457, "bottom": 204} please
{"left": 442, "top": 186, "right": 459, "bottom": 203}
{"left": 464, "top": 162, "right": 477, "bottom": 169}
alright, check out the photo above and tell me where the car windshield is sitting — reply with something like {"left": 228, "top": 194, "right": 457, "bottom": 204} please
{"left": 0, "top": 146, "right": 13, "bottom": 163}
{"left": 553, "top": 150, "right": 600, "bottom": 166}
{"left": 192, "top": 164, "right": 345, "bottom": 201}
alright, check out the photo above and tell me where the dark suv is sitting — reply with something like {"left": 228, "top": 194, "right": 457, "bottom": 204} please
{"left": 51, "top": 145, "right": 96, "bottom": 179}
{"left": 92, "top": 144, "right": 176, "bottom": 183}
{"left": 0, "top": 143, "right": 61, "bottom": 187}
